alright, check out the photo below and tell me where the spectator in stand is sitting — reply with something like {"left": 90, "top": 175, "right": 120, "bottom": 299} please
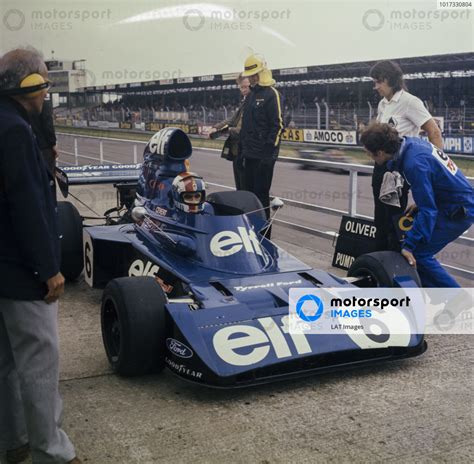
{"left": 209, "top": 74, "right": 250, "bottom": 190}
{"left": 369, "top": 60, "right": 443, "bottom": 251}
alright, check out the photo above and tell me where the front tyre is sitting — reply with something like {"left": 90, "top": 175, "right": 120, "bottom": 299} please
{"left": 101, "top": 277, "right": 167, "bottom": 376}
{"left": 348, "top": 251, "right": 422, "bottom": 288}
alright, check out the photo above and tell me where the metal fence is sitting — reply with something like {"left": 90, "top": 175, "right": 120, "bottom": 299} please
{"left": 57, "top": 103, "right": 474, "bottom": 135}
{"left": 56, "top": 132, "right": 473, "bottom": 280}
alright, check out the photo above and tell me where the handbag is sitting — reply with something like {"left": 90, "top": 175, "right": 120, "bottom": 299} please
{"left": 220, "top": 136, "right": 235, "bottom": 161}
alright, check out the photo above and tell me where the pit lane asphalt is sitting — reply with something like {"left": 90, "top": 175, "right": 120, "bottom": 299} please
{"left": 1, "top": 183, "right": 471, "bottom": 464}
{"left": 56, "top": 133, "right": 473, "bottom": 276}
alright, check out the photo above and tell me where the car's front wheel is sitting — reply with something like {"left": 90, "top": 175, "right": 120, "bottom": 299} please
{"left": 347, "top": 251, "right": 422, "bottom": 287}
{"left": 101, "top": 277, "right": 167, "bottom": 376}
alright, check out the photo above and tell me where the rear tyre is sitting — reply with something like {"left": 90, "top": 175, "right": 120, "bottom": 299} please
{"left": 57, "top": 201, "right": 83, "bottom": 281}
{"left": 347, "top": 251, "right": 422, "bottom": 288}
{"left": 101, "top": 277, "right": 167, "bottom": 376}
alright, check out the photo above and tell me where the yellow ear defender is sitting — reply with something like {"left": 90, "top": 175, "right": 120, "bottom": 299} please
{"left": 0, "top": 73, "right": 51, "bottom": 97}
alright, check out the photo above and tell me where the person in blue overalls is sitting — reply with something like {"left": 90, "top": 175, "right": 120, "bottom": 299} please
{"left": 360, "top": 122, "right": 473, "bottom": 287}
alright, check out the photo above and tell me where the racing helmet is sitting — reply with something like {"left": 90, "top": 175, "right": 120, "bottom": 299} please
{"left": 242, "top": 53, "right": 266, "bottom": 77}
{"left": 172, "top": 172, "right": 206, "bottom": 213}
{"left": 143, "top": 128, "right": 192, "bottom": 162}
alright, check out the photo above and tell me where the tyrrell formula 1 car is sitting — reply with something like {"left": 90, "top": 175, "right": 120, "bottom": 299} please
{"left": 57, "top": 128, "right": 426, "bottom": 388}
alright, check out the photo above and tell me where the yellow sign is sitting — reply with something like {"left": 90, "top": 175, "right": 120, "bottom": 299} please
{"left": 147, "top": 122, "right": 165, "bottom": 132}
{"left": 164, "top": 123, "right": 189, "bottom": 133}
{"left": 281, "top": 128, "right": 304, "bottom": 142}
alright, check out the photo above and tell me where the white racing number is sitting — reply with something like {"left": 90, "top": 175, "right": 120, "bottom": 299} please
{"left": 83, "top": 230, "right": 94, "bottom": 287}
{"left": 344, "top": 306, "right": 412, "bottom": 349}
{"left": 431, "top": 144, "right": 458, "bottom": 175}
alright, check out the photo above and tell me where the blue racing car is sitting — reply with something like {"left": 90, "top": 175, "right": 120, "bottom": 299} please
{"left": 57, "top": 128, "right": 426, "bottom": 388}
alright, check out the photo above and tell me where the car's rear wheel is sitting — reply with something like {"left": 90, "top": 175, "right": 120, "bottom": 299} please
{"left": 57, "top": 201, "right": 83, "bottom": 281}
{"left": 101, "top": 277, "right": 167, "bottom": 376}
{"left": 347, "top": 251, "right": 422, "bottom": 288}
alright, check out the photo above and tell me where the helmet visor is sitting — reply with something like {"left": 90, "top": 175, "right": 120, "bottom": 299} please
{"left": 182, "top": 192, "right": 203, "bottom": 205}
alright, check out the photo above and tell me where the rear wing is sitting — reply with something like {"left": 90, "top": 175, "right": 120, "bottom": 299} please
{"left": 60, "top": 164, "right": 141, "bottom": 185}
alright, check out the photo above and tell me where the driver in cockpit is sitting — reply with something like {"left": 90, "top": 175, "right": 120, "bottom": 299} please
{"left": 171, "top": 172, "right": 212, "bottom": 214}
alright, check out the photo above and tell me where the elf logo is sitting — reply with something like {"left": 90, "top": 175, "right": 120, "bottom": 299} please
{"left": 212, "top": 315, "right": 312, "bottom": 366}
{"left": 128, "top": 259, "right": 159, "bottom": 277}
{"left": 210, "top": 227, "right": 263, "bottom": 257}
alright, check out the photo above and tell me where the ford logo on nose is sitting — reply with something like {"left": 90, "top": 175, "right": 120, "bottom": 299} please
{"left": 166, "top": 338, "right": 194, "bottom": 358}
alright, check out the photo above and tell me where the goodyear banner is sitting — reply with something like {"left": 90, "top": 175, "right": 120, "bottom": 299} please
{"left": 281, "top": 128, "right": 304, "bottom": 142}
{"left": 119, "top": 122, "right": 133, "bottom": 130}
{"left": 304, "top": 129, "right": 357, "bottom": 145}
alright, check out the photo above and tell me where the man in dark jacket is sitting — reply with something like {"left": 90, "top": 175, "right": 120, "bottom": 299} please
{"left": 209, "top": 74, "right": 250, "bottom": 190}
{"left": 0, "top": 47, "right": 80, "bottom": 464}
{"left": 240, "top": 55, "right": 283, "bottom": 238}
{"left": 30, "top": 93, "right": 58, "bottom": 174}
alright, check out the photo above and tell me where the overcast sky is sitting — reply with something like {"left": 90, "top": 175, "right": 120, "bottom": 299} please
{"left": 1, "top": 0, "right": 473, "bottom": 85}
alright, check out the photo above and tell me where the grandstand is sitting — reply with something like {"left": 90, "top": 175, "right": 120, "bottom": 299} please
{"left": 56, "top": 52, "right": 474, "bottom": 138}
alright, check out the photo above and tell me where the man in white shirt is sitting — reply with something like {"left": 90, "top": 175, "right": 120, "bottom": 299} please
{"left": 369, "top": 60, "right": 443, "bottom": 250}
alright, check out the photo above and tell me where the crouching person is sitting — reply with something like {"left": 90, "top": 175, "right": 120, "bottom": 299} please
{"left": 360, "top": 122, "right": 473, "bottom": 288}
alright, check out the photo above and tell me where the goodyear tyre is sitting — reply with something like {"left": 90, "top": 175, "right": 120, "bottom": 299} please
{"left": 101, "top": 277, "right": 167, "bottom": 376}
{"left": 348, "top": 251, "right": 422, "bottom": 288}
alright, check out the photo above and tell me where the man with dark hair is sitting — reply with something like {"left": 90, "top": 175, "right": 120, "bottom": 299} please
{"left": 209, "top": 74, "right": 250, "bottom": 190}
{"left": 369, "top": 60, "right": 443, "bottom": 250}
{"left": 0, "top": 47, "right": 80, "bottom": 464}
{"left": 361, "top": 123, "right": 473, "bottom": 288}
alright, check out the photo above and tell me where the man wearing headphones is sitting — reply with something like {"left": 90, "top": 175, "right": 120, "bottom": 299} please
{"left": 239, "top": 54, "right": 284, "bottom": 239}
{"left": 0, "top": 48, "right": 80, "bottom": 464}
